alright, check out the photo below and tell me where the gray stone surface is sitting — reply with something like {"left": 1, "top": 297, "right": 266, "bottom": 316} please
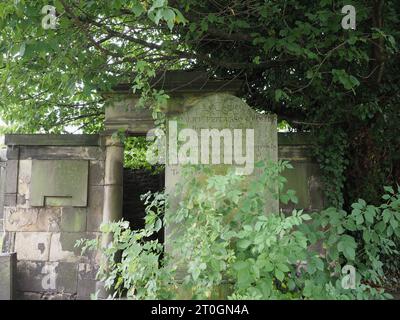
{"left": 89, "top": 161, "right": 105, "bottom": 186}
{"left": 6, "top": 146, "right": 19, "bottom": 161}
{"left": 49, "top": 232, "right": 99, "bottom": 263}
{"left": 56, "top": 262, "right": 78, "bottom": 293}
{"left": 16, "top": 261, "right": 49, "bottom": 292}
{"left": 16, "top": 261, "right": 78, "bottom": 294}
{"left": 1, "top": 135, "right": 107, "bottom": 300}
{"left": 5, "top": 160, "right": 18, "bottom": 194}
{"left": 30, "top": 160, "right": 89, "bottom": 207}
{"left": 4, "top": 194, "right": 17, "bottom": 207}
{"left": 165, "top": 93, "right": 278, "bottom": 215}
{"left": 5, "top": 207, "right": 62, "bottom": 232}
{"left": 19, "top": 146, "right": 105, "bottom": 161}
{"left": 14, "top": 232, "right": 51, "bottom": 261}
{"left": 60, "top": 208, "right": 87, "bottom": 232}
{"left": 5, "top": 134, "right": 100, "bottom": 147}
{"left": 1, "top": 232, "right": 15, "bottom": 253}
{"left": 77, "top": 262, "right": 99, "bottom": 300}
{"left": 87, "top": 186, "right": 104, "bottom": 232}
{"left": 0, "top": 253, "right": 16, "bottom": 300}
{"left": 164, "top": 93, "right": 278, "bottom": 264}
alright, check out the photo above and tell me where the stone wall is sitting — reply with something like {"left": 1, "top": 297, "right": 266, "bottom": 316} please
{"left": 278, "top": 133, "right": 325, "bottom": 213}
{"left": 0, "top": 132, "right": 325, "bottom": 300}
{"left": 0, "top": 148, "right": 6, "bottom": 251}
{"left": 1, "top": 135, "right": 105, "bottom": 300}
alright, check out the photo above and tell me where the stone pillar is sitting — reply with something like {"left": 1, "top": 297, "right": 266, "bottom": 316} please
{"left": 97, "top": 135, "right": 124, "bottom": 298}
{"left": 102, "top": 135, "right": 124, "bottom": 244}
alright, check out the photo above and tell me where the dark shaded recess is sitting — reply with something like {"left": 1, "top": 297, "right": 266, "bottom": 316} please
{"left": 123, "top": 168, "right": 165, "bottom": 243}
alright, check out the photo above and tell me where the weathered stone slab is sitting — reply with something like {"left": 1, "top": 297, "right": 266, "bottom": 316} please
{"left": 1, "top": 232, "right": 16, "bottom": 253}
{"left": 36, "top": 208, "right": 62, "bottom": 232}
{"left": 105, "top": 98, "right": 154, "bottom": 135}
{"left": 49, "top": 232, "right": 99, "bottom": 263}
{"left": 15, "top": 232, "right": 51, "bottom": 261}
{"left": 16, "top": 260, "right": 48, "bottom": 292}
{"left": 5, "top": 160, "right": 18, "bottom": 194}
{"left": 164, "top": 93, "right": 278, "bottom": 265}
{"left": 5, "top": 207, "right": 62, "bottom": 232}
{"left": 17, "top": 160, "right": 31, "bottom": 200}
{"left": 19, "top": 146, "right": 104, "bottom": 161}
{"left": 56, "top": 262, "right": 78, "bottom": 293}
{"left": 4, "top": 194, "right": 17, "bottom": 207}
{"left": 5, "top": 134, "right": 100, "bottom": 147}
{"left": 281, "top": 162, "right": 325, "bottom": 212}
{"left": 77, "top": 263, "right": 99, "bottom": 300}
{"left": 30, "top": 160, "right": 89, "bottom": 207}
{"left": 165, "top": 93, "right": 278, "bottom": 214}
{"left": 4, "top": 207, "right": 37, "bottom": 232}
{"left": 16, "top": 260, "right": 78, "bottom": 294}
{"left": 89, "top": 161, "right": 105, "bottom": 186}
{"left": 87, "top": 186, "right": 104, "bottom": 232}
{"left": 60, "top": 208, "right": 87, "bottom": 232}
{"left": 6, "top": 146, "right": 19, "bottom": 160}
{"left": 0, "top": 253, "right": 16, "bottom": 300}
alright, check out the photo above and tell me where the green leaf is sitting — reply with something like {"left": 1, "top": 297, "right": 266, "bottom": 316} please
{"left": 162, "top": 8, "right": 176, "bottom": 31}
{"left": 384, "top": 186, "right": 394, "bottom": 194}
{"left": 275, "top": 269, "right": 285, "bottom": 282}
{"left": 237, "top": 239, "right": 252, "bottom": 249}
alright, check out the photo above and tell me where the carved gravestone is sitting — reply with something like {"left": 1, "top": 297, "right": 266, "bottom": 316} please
{"left": 164, "top": 93, "right": 278, "bottom": 251}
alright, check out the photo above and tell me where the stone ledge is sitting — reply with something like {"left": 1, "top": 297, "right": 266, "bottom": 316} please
{"left": 109, "top": 71, "right": 244, "bottom": 95}
{"left": 278, "top": 132, "right": 315, "bottom": 146}
{"left": 5, "top": 134, "right": 100, "bottom": 147}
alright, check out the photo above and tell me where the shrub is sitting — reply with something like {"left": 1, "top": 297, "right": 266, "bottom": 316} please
{"left": 77, "top": 161, "right": 400, "bottom": 300}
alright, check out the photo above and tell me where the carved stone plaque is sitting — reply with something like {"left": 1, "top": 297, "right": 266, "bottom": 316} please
{"left": 30, "top": 160, "right": 89, "bottom": 207}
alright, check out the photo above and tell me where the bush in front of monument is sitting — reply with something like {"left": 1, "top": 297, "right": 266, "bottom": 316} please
{"left": 77, "top": 161, "right": 400, "bottom": 300}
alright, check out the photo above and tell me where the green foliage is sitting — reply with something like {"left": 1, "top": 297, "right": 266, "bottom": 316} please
{"left": 79, "top": 161, "right": 400, "bottom": 300}
{"left": 0, "top": 0, "right": 399, "bottom": 211}
{"left": 123, "top": 136, "right": 164, "bottom": 174}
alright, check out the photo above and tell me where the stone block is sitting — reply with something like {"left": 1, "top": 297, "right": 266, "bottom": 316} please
{"left": 16, "top": 260, "right": 47, "bottom": 292}
{"left": 87, "top": 186, "right": 104, "bottom": 232}
{"left": 15, "top": 232, "right": 51, "bottom": 261}
{"left": 16, "top": 260, "right": 78, "bottom": 294}
{"left": 281, "top": 162, "right": 325, "bottom": 212}
{"left": 19, "top": 146, "right": 104, "bottom": 161}
{"left": 4, "top": 207, "right": 38, "bottom": 232}
{"left": 77, "top": 263, "right": 99, "bottom": 299}
{"left": 1, "top": 232, "right": 16, "bottom": 253}
{"left": 30, "top": 160, "right": 89, "bottom": 207}
{"left": 61, "top": 208, "right": 87, "bottom": 232}
{"left": 5, "top": 160, "right": 18, "bottom": 194}
{"left": 0, "top": 252, "right": 16, "bottom": 300}
{"left": 37, "top": 208, "right": 62, "bottom": 232}
{"left": 5, "top": 134, "right": 99, "bottom": 147}
{"left": 49, "top": 232, "right": 98, "bottom": 263}
{"left": 6, "top": 146, "right": 19, "bottom": 161}
{"left": 4, "top": 194, "right": 17, "bottom": 207}
{"left": 16, "top": 194, "right": 27, "bottom": 206}
{"left": 165, "top": 93, "right": 278, "bottom": 257}
{"left": 77, "top": 279, "right": 97, "bottom": 300}
{"left": 5, "top": 207, "right": 61, "bottom": 232}
{"left": 89, "top": 161, "right": 105, "bottom": 186}
{"left": 56, "top": 262, "right": 78, "bottom": 294}
{"left": 18, "top": 160, "right": 32, "bottom": 200}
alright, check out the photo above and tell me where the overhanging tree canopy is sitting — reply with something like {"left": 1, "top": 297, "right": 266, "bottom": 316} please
{"left": 0, "top": 0, "right": 399, "bottom": 206}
